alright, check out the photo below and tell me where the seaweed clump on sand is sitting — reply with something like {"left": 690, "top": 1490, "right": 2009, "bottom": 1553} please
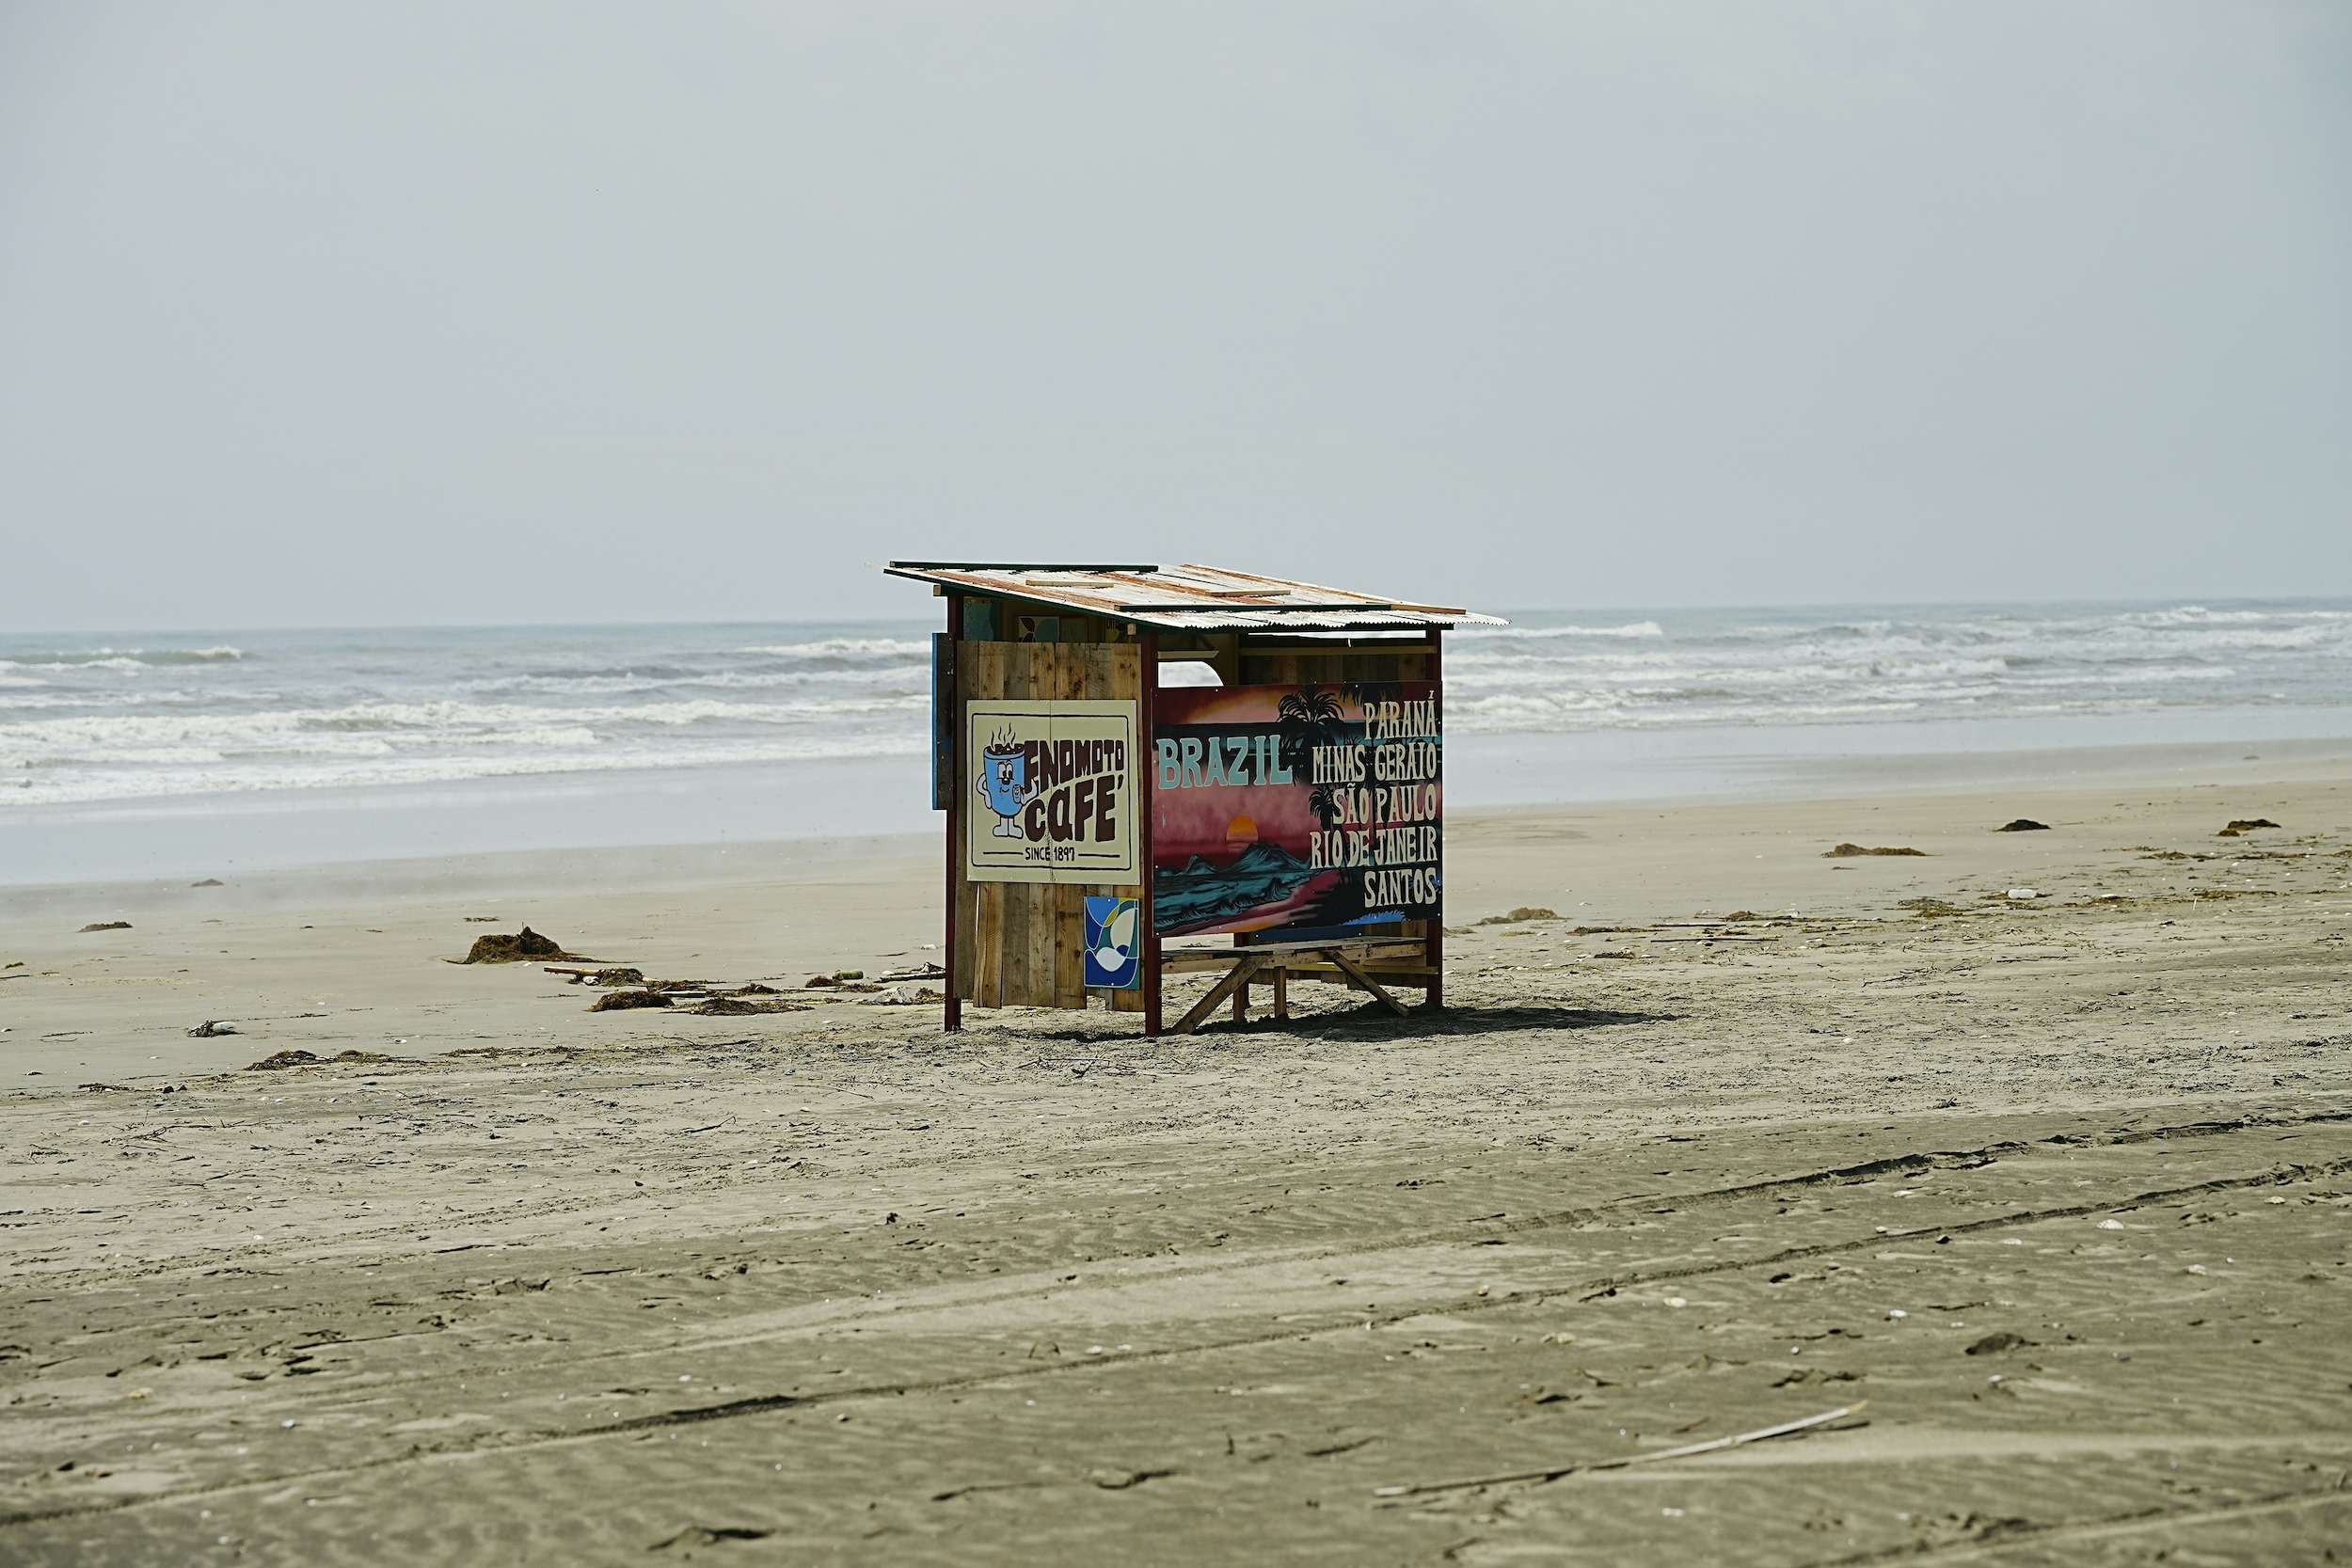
{"left": 685, "top": 996, "right": 806, "bottom": 1016}
{"left": 461, "top": 927, "right": 569, "bottom": 964}
{"left": 1477, "top": 907, "right": 1562, "bottom": 926}
{"left": 2217, "top": 818, "right": 2280, "bottom": 837}
{"left": 1898, "top": 896, "right": 1968, "bottom": 919}
{"left": 245, "top": 1048, "right": 411, "bottom": 1069}
{"left": 589, "top": 989, "right": 672, "bottom": 1012}
{"left": 1995, "top": 819, "right": 2050, "bottom": 832}
{"left": 1823, "top": 843, "right": 1927, "bottom": 858}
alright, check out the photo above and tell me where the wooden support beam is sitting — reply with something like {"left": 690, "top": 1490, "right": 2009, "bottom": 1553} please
{"left": 1140, "top": 630, "right": 1163, "bottom": 1038}
{"left": 1271, "top": 963, "right": 1437, "bottom": 985}
{"left": 1328, "top": 951, "right": 1411, "bottom": 1018}
{"left": 1168, "top": 955, "right": 1267, "bottom": 1036}
{"left": 1160, "top": 938, "right": 1424, "bottom": 972}
{"left": 944, "top": 593, "right": 962, "bottom": 1033}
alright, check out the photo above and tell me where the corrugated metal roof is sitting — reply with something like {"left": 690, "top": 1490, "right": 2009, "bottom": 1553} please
{"left": 883, "top": 562, "right": 1504, "bottom": 633}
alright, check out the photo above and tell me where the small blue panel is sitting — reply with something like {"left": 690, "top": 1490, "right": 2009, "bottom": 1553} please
{"left": 1082, "top": 895, "right": 1142, "bottom": 990}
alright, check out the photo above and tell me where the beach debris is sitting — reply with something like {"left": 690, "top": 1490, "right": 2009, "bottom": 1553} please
{"left": 463, "top": 915, "right": 500, "bottom": 923}
{"left": 877, "top": 962, "right": 947, "bottom": 983}
{"left": 1372, "top": 1402, "right": 1865, "bottom": 1499}
{"left": 2217, "top": 818, "right": 2280, "bottom": 836}
{"left": 1823, "top": 844, "right": 1926, "bottom": 858}
{"left": 186, "top": 1020, "right": 241, "bottom": 1037}
{"left": 1898, "top": 897, "right": 1966, "bottom": 919}
{"left": 795, "top": 974, "right": 883, "bottom": 994}
{"left": 1477, "top": 907, "right": 1562, "bottom": 925}
{"left": 459, "top": 927, "right": 570, "bottom": 964}
{"left": 1995, "top": 819, "right": 2050, "bottom": 832}
{"left": 1964, "top": 1332, "right": 2031, "bottom": 1355}
{"left": 834, "top": 969, "right": 866, "bottom": 981}
{"left": 589, "top": 989, "right": 672, "bottom": 1012}
{"left": 864, "top": 984, "right": 945, "bottom": 1006}
{"left": 1088, "top": 1467, "right": 1175, "bottom": 1490}
{"left": 189, "top": 878, "right": 226, "bottom": 887}
{"left": 246, "top": 1050, "right": 322, "bottom": 1071}
{"left": 77, "top": 921, "right": 133, "bottom": 933}
{"left": 648, "top": 1526, "right": 774, "bottom": 1552}
{"left": 545, "top": 965, "right": 644, "bottom": 987}
{"left": 686, "top": 996, "right": 805, "bottom": 1016}
{"left": 2006, "top": 888, "right": 2040, "bottom": 901}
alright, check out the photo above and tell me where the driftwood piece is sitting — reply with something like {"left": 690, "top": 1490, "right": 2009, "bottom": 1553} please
{"left": 1372, "top": 1402, "right": 1865, "bottom": 1499}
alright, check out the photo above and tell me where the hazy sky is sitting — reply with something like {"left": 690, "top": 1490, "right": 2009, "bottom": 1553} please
{"left": 4, "top": 2, "right": 2346, "bottom": 631}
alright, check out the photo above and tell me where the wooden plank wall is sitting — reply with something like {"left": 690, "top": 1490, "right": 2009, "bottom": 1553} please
{"left": 953, "top": 639, "right": 1144, "bottom": 1011}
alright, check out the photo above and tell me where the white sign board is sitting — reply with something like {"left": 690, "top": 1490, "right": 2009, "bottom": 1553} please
{"left": 964, "top": 699, "right": 1139, "bottom": 884}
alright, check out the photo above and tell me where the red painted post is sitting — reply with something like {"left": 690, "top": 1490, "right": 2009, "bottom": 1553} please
{"left": 1425, "top": 627, "right": 1444, "bottom": 1010}
{"left": 943, "top": 593, "right": 963, "bottom": 1034}
{"left": 1139, "top": 627, "right": 1162, "bottom": 1037}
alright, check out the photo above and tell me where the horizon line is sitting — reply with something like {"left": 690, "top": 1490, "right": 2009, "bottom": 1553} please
{"left": 6, "top": 591, "right": 2350, "bottom": 641}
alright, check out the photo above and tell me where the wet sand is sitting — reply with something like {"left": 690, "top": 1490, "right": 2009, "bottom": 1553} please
{"left": 3, "top": 764, "right": 2349, "bottom": 1564}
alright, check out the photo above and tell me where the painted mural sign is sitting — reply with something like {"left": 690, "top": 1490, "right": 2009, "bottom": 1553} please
{"left": 964, "top": 698, "right": 1139, "bottom": 883}
{"left": 1151, "top": 682, "right": 1440, "bottom": 937}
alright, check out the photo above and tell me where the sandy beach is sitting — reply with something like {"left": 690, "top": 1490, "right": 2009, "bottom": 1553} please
{"left": 11, "top": 0, "right": 2348, "bottom": 1558}
{"left": 4, "top": 752, "right": 2350, "bottom": 1564}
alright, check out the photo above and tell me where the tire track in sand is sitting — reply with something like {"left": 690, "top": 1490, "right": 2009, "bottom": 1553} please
{"left": 1800, "top": 1478, "right": 2352, "bottom": 1564}
{"left": 6, "top": 1147, "right": 2344, "bottom": 1533}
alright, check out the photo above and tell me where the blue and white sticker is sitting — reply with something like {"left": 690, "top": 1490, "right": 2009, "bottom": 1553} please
{"left": 1082, "top": 895, "right": 1141, "bottom": 990}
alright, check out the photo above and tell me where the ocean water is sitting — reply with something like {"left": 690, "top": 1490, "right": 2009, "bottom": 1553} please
{"left": 0, "top": 625, "right": 934, "bottom": 808}
{"left": 4, "top": 600, "right": 2348, "bottom": 884}
{"left": 5, "top": 601, "right": 2347, "bottom": 810}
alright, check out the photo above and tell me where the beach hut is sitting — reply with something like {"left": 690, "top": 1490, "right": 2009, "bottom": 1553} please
{"left": 884, "top": 562, "right": 1502, "bottom": 1036}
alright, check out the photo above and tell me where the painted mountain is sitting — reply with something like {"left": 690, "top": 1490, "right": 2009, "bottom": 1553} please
{"left": 1152, "top": 841, "right": 1333, "bottom": 937}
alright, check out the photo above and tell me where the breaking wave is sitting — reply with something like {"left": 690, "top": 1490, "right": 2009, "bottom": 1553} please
{"left": 3, "top": 601, "right": 2345, "bottom": 807}
{"left": 0, "top": 646, "right": 246, "bottom": 670}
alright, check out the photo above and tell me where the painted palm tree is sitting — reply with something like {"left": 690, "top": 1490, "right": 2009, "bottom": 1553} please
{"left": 1276, "top": 687, "right": 1344, "bottom": 775}
{"left": 1307, "top": 784, "right": 1343, "bottom": 832}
